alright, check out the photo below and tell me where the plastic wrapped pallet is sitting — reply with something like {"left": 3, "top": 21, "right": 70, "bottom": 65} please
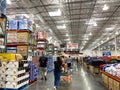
{"left": 8, "top": 20, "right": 18, "bottom": 30}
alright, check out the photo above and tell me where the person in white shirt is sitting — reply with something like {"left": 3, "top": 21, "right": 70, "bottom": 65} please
{"left": 66, "top": 56, "right": 72, "bottom": 69}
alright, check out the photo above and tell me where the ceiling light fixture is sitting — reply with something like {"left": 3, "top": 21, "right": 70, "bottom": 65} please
{"left": 93, "top": 22, "right": 97, "bottom": 26}
{"left": 66, "top": 34, "right": 69, "bottom": 36}
{"left": 49, "top": 9, "right": 61, "bottom": 16}
{"left": 115, "top": 31, "right": 119, "bottom": 35}
{"left": 89, "top": 32, "right": 92, "bottom": 36}
{"left": 36, "top": 24, "right": 40, "bottom": 28}
{"left": 49, "top": 29, "right": 53, "bottom": 33}
{"left": 7, "top": 0, "right": 12, "bottom": 5}
{"left": 101, "top": 41, "right": 104, "bottom": 43}
{"left": 107, "top": 37, "right": 110, "bottom": 40}
{"left": 86, "top": 38, "right": 89, "bottom": 40}
{"left": 57, "top": 24, "right": 66, "bottom": 29}
{"left": 103, "top": 4, "right": 109, "bottom": 11}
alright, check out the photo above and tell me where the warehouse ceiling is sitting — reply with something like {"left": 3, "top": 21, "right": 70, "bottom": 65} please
{"left": 6, "top": 0, "right": 120, "bottom": 50}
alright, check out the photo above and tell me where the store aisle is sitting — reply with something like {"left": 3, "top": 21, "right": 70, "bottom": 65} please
{"left": 26, "top": 67, "right": 108, "bottom": 90}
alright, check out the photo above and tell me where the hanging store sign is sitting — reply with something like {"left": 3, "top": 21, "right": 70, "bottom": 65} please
{"left": 38, "top": 32, "right": 45, "bottom": 39}
{"left": 67, "top": 43, "right": 78, "bottom": 49}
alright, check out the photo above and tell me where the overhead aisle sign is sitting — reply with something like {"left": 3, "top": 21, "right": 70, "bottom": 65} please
{"left": 67, "top": 43, "right": 78, "bottom": 49}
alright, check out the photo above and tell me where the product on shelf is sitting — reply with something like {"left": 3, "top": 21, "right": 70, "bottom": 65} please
{"left": 17, "top": 32, "right": 28, "bottom": 43}
{"left": 28, "top": 61, "right": 38, "bottom": 83}
{"left": 0, "top": 53, "right": 23, "bottom": 61}
{"left": 8, "top": 19, "right": 18, "bottom": 30}
{"left": 18, "top": 19, "right": 32, "bottom": 30}
{"left": 7, "top": 32, "right": 17, "bottom": 43}
{"left": 0, "top": 60, "right": 29, "bottom": 89}
{"left": 17, "top": 46, "right": 28, "bottom": 56}
{"left": 7, "top": 47, "right": 17, "bottom": 53}
{"left": 0, "top": 38, "right": 4, "bottom": 45}
{"left": 103, "top": 63, "right": 120, "bottom": 78}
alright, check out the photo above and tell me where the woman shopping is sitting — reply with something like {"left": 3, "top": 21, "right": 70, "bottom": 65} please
{"left": 54, "top": 56, "right": 63, "bottom": 90}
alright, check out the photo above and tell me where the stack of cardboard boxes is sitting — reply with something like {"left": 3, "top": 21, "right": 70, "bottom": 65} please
{"left": 102, "top": 72, "right": 120, "bottom": 90}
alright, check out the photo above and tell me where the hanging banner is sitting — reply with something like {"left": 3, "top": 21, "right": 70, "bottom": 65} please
{"left": 38, "top": 32, "right": 45, "bottom": 39}
{"left": 67, "top": 43, "right": 78, "bottom": 49}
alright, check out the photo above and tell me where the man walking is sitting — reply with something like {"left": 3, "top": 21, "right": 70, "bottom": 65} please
{"left": 39, "top": 53, "right": 48, "bottom": 80}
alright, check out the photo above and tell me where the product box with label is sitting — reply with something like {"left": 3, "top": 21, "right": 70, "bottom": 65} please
{"left": 18, "top": 19, "right": 31, "bottom": 30}
{"left": 17, "top": 32, "right": 28, "bottom": 43}
{"left": 8, "top": 20, "right": 18, "bottom": 30}
{"left": 7, "top": 32, "right": 17, "bottom": 43}
{"left": 17, "top": 46, "right": 28, "bottom": 56}
{"left": 113, "top": 80, "right": 120, "bottom": 90}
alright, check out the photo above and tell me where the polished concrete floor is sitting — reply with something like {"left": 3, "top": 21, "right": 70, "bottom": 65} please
{"left": 26, "top": 67, "right": 108, "bottom": 90}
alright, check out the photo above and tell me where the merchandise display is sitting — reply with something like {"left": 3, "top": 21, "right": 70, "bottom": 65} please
{"left": 47, "top": 55, "right": 54, "bottom": 72}
{"left": 0, "top": 54, "right": 29, "bottom": 89}
{"left": 1, "top": 0, "right": 120, "bottom": 90}
{"left": 28, "top": 61, "right": 38, "bottom": 84}
{"left": 103, "top": 63, "right": 120, "bottom": 78}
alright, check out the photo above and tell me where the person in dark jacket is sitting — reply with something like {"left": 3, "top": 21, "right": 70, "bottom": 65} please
{"left": 39, "top": 53, "right": 48, "bottom": 80}
{"left": 54, "top": 56, "right": 62, "bottom": 90}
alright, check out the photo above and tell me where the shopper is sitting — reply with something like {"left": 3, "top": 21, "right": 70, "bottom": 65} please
{"left": 54, "top": 56, "right": 63, "bottom": 90}
{"left": 39, "top": 53, "right": 48, "bottom": 81}
{"left": 66, "top": 56, "right": 72, "bottom": 70}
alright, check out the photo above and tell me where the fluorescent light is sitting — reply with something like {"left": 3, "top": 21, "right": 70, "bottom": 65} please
{"left": 36, "top": 24, "right": 40, "bottom": 28}
{"left": 57, "top": 24, "right": 66, "bottom": 29}
{"left": 66, "top": 34, "right": 69, "bottom": 36}
{"left": 103, "top": 4, "right": 109, "bottom": 11}
{"left": 7, "top": 0, "right": 12, "bottom": 4}
{"left": 101, "top": 41, "right": 104, "bottom": 43}
{"left": 49, "top": 28, "right": 52, "bottom": 32}
{"left": 107, "top": 37, "right": 110, "bottom": 40}
{"left": 49, "top": 9, "right": 61, "bottom": 16}
{"left": 85, "top": 38, "right": 89, "bottom": 40}
{"left": 89, "top": 32, "right": 92, "bottom": 36}
{"left": 93, "top": 22, "right": 97, "bottom": 26}
{"left": 115, "top": 31, "right": 119, "bottom": 35}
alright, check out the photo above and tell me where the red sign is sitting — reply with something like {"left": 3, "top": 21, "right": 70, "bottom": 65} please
{"left": 38, "top": 32, "right": 45, "bottom": 39}
{"left": 67, "top": 43, "right": 78, "bottom": 49}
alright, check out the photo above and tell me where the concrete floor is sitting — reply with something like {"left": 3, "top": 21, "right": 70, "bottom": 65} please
{"left": 26, "top": 67, "right": 108, "bottom": 90}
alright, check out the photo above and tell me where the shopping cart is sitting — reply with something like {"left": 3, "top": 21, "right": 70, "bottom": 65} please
{"left": 59, "top": 72, "right": 72, "bottom": 87}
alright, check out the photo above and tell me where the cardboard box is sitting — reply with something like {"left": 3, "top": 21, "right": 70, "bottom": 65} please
{"left": 113, "top": 80, "right": 120, "bottom": 90}
{"left": 109, "top": 78, "right": 114, "bottom": 90}
{"left": 7, "top": 32, "right": 17, "bottom": 43}
{"left": 17, "top": 32, "right": 28, "bottom": 42}
{"left": 17, "top": 46, "right": 28, "bottom": 56}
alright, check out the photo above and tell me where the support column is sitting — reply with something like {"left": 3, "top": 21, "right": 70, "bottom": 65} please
{"left": 114, "top": 37, "right": 117, "bottom": 56}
